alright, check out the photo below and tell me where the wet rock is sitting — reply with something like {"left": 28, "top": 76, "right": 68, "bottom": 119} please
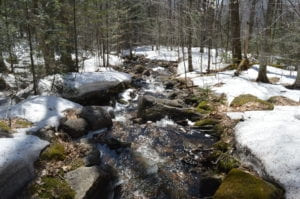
{"left": 199, "top": 177, "right": 221, "bottom": 197}
{"left": 134, "top": 64, "right": 145, "bottom": 74}
{"left": 0, "top": 131, "right": 12, "bottom": 138}
{"left": 142, "top": 69, "right": 151, "bottom": 76}
{"left": 59, "top": 117, "right": 88, "bottom": 138}
{"left": 80, "top": 106, "right": 113, "bottom": 130}
{"left": 94, "top": 133, "right": 131, "bottom": 150}
{"left": 79, "top": 139, "right": 101, "bottom": 166}
{"left": 101, "top": 106, "right": 115, "bottom": 118}
{"left": 0, "top": 78, "right": 8, "bottom": 91}
{"left": 165, "top": 81, "right": 175, "bottom": 89}
{"left": 214, "top": 169, "right": 284, "bottom": 199}
{"left": 137, "top": 95, "right": 202, "bottom": 122}
{"left": 65, "top": 166, "right": 111, "bottom": 199}
{"left": 34, "top": 126, "right": 56, "bottom": 141}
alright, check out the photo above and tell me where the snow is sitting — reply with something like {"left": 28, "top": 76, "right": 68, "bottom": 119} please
{"left": 185, "top": 65, "right": 300, "bottom": 103}
{"left": 38, "top": 71, "right": 132, "bottom": 98}
{"left": 80, "top": 54, "right": 123, "bottom": 72}
{"left": 0, "top": 133, "right": 49, "bottom": 177}
{"left": 227, "top": 106, "right": 300, "bottom": 199}
{"left": 129, "top": 46, "right": 228, "bottom": 74}
{"left": 0, "top": 96, "right": 81, "bottom": 132}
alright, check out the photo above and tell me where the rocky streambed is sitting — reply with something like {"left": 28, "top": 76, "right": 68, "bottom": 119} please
{"left": 0, "top": 56, "right": 285, "bottom": 199}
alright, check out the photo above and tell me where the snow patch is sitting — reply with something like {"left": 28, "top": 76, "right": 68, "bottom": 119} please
{"left": 230, "top": 106, "right": 300, "bottom": 199}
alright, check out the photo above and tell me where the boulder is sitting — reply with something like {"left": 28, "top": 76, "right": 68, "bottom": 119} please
{"left": 137, "top": 95, "right": 202, "bottom": 122}
{"left": 0, "top": 131, "right": 12, "bottom": 138}
{"left": 38, "top": 72, "right": 132, "bottom": 105}
{"left": 0, "top": 78, "right": 8, "bottom": 91}
{"left": 214, "top": 169, "right": 284, "bottom": 199}
{"left": 134, "top": 64, "right": 145, "bottom": 74}
{"left": 59, "top": 117, "right": 88, "bottom": 138}
{"left": 80, "top": 106, "right": 113, "bottom": 130}
{"left": 0, "top": 135, "right": 48, "bottom": 199}
{"left": 64, "top": 166, "right": 111, "bottom": 199}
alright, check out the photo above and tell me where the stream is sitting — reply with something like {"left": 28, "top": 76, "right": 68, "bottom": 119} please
{"left": 93, "top": 61, "right": 218, "bottom": 199}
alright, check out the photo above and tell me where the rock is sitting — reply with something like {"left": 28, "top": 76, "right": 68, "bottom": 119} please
{"left": 134, "top": 64, "right": 145, "bottom": 74}
{"left": 268, "top": 96, "right": 300, "bottom": 106}
{"left": 94, "top": 133, "right": 131, "bottom": 150}
{"left": 165, "top": 81, "right": 175, "bottom": 89}
{"left": 137, "top": 95, "right": 202, "bottom": 122}
{"left": 214, "top": 169, "right": 284, "bottom": 199}
{"left": 59, "top": 117, "right": 88, "bottom": 138}
{"left": 0, "top": 78, "right": 8, "bottom": 91}
{"left": 34, "top": 126, "right": 55, "bottom": 141}
{"left": 79, "top": 140, "right": 101, "bottom": 166}
{"left": 80, "top": 106, "right": 113, "bottom": 130}
{"left": 101, "top": 106, "right": 115, "bottom": 118}
{"left": 0, "top": 131, "right": 12, "bottom": 138}
{"left": 64, "top": 166, "right": 111, "bottom": 199}
{"left": 0, "top": 135, "right": 48, "bottom": 199}
{"left": 38, "top": 72, "right": 132, "bottom": 106}
{"left": 230, "top": 94, "right": 274, "bottom": 111}
{"left": 199, "top": 177, "right": 221, "bottom": 197}
{"left": 142, "top": 69, "right": 151, "bottom": 76}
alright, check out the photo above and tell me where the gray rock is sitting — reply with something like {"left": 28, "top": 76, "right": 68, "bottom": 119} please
{"left": 64, "top": 166, "right": 111, "bottom": 199}
{"left": 0, "top": 131, "right": 12, "bottom": 138}
{"left": 137, "top": 95, "right": 202, "bottom": 122}
{"left": 60, "top": 117, "right": 88, "bottom": 138}
{"left": 80, "top": 106, "right": 113, "bottom": 130}
{"left": 79, "top": 140, "right": 100, "bottom": 166}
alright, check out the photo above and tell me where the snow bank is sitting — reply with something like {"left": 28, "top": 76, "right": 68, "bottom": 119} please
{"left": 186, "top": 65, "right": 300, "bottom": 103}
{"left": 134, "top": 46, "right": 179, "bottom": 62}
{"left": 0, "top": 96, "right": 81, "bottom": 131}
{"left": 0, "top": 133, "right": 48, "bottom": 198}
{"left": 228, "top": 106, "right": 300, "bottom": 199}
{"left": 38, "top": 72, "right": 132, "bottom": 98}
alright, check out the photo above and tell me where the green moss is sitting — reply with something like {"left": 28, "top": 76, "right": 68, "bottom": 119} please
{"left": 230, "top": 94, "right": 274, "bottom": 110}
{"left": 15, "top": 119, "right": 32, "bottom": 128}
{"left": 40, "top": 142, "right": 66, "bottom": 161}
{"left": 214, "top": 169, "right": 284, "bottom": 199}
{"left": 196, "top": 101, "right": 214, "bottom": 114}
{"left": 0, "top": 121, "right": 11, "bottom": 132}
{"left": 194, "top": 118, "right": 218, "bottom": 127}
{"left": 213, "top": 141, "right": 230, "bottom": 152}
{"left": 217, "top": 153, "right": 239, "bottom": 173}
{"left": 269, "top": 63, "right": 285, "bottom": 69}
{"left": 118, "top": 99, "right": 128, "bottom": 105}
{"left": 30, "top": 176, "right": 75, "bottom": 199}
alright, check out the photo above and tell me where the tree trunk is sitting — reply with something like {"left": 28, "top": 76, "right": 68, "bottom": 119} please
{"left": 187, "top": 0, "right": 193, "bottom": 72}
{"left": 26, "top": 1, "right": 38, "bottom": 95}
{"left": 293, "top": 66, "right": 300, "bottom": 89}
{"left": 73, "top": 0, "right": 79, "bottom": 72}
{"left": 229, "top": 0, "right": 242, "bottom": 64}
{"left": 0, "top": 50, "right": 8, "bottom": 72}
{"left": 257, "top": 0, "right": 276, "bottom": 83}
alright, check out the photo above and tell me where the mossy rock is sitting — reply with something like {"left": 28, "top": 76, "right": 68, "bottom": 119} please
{"left": 214, "top": 169, "right": 284, "bottom": 199}
{"left": 230, "top": 94, "right": 274, "bottom": 110}
{"left": 196, "top": 101, "right": 214, "bottom": 114}
{"left": 213, "top": 141, "right": 230, "bottom": 152}
{"left": 217, "top": 153, "right": 239, "bottom": 173}
{"left": 30, "top": 176, "right": 75, "bottom": 199}
{"left": 40, "top": 142, "right": 66, "bottom": 161}
{"left": 15, "top": 119, "right": 33, "bottom": 128}
{"left": 0, "top": 121, "right": 11, "bottom": 132}
{"left": 268, "top": 96, "right": 300, "bottom": 106}
{"left": 70, "top": 158, "right": 85, "bottom": 171}
{"left": 194, "top": 118, "right": 218, "bottom": 127}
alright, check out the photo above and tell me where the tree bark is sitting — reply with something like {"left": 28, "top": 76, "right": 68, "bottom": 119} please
{"left": 187, "top": 0, "right": 193, "bottom": 72}
{"left": 256, "top": 0, "right": 276, "bottom": 83}
{"left": 229, "top": 0, "right": 242, "bottom": 64}
{"left": 293, "top": 66, "right": 300, "bottom": 89}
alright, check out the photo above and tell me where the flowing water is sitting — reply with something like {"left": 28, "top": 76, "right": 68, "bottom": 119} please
{"left": 94, "top": 64, "right": 217, "bottom": 199}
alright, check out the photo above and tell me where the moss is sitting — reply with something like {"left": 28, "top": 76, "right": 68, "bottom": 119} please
{"left": 0, "top": 121, "right": 11, "bottom": 132}
{"left": 217, "top": 153, "right": 239, "bottom": 173}
{"left": 230, "top": 94, "right": 274, "bottom": 110}
{"left": 40, "top": 142, "right": 66, "bottom": 161}
{"left": 269, "top": 63, "right": 285, "bottom": 69}
{"left": 30, "top": 176, "right": 75, "bottom": 199}
{"left": 213, "top": 141, "right": 230, "bottom": 152}
{"left": 194, "top": 118, "right": 218, "bottom": 127}
{"left": 214, "top": 169, "right": 284, "bottom": 199}
{"left": 118, "top": 99, "right": 128, "bottom": 105}
{"left": 196, "top": 101, "right": 214, "bottom": 114}
{"left": 15, "top": 119, "right": 32, "bottom": 128}
{"left": 70, "top": 158, "right": 84, "bottom": 171}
